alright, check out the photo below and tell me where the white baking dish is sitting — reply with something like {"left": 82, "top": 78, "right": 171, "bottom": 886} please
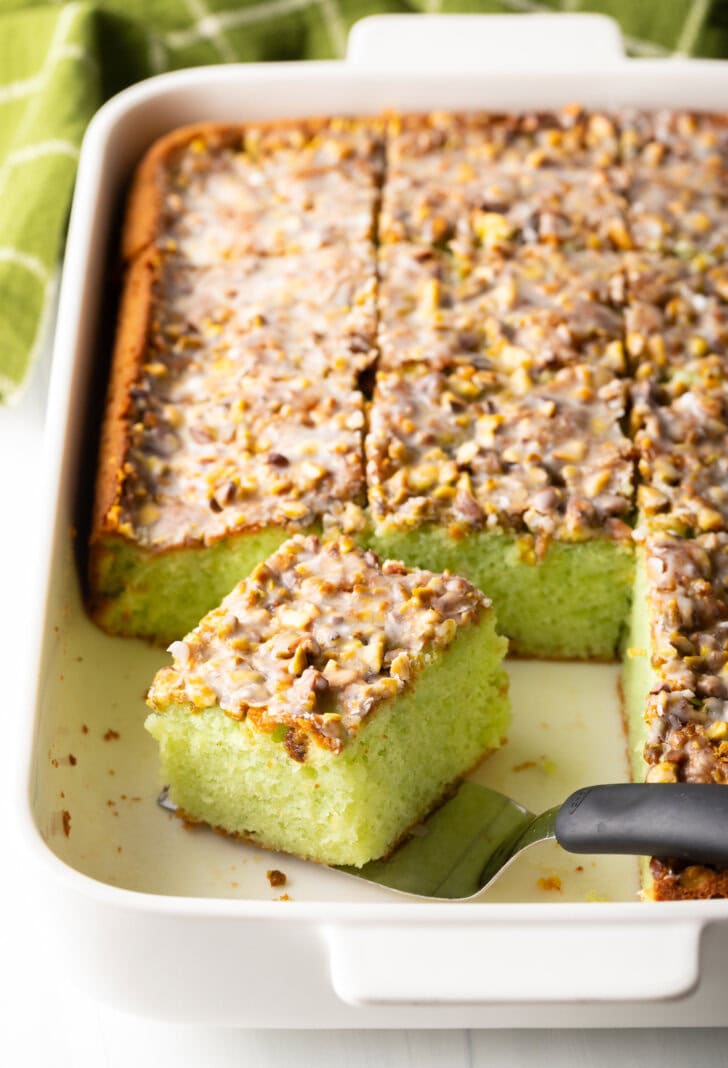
{"left": 18, "top": 13, "right": 728, "bottom": 1027}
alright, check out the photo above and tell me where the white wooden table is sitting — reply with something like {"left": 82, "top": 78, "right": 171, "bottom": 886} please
{"left": 2, "top": 332, "right": 728, "bottom": 1068}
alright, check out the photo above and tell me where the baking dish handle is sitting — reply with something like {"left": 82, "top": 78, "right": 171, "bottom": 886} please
{"left": 325, "top": 918, "right": 702, "bottom": 1004}
{"left": 346, "top": 13, "right": 627, "bottom": 72}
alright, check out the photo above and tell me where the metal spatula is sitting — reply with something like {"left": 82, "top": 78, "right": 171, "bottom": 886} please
{"left": 334, "top": 782, "right": 728, "bottom": 900}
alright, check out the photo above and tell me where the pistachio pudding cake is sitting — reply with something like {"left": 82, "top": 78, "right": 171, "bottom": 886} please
{"left": 93, "top": 108, "right": 728, "bottom": 894}
{"left": 145, "top": 535, "right": 508, "bottom": 866}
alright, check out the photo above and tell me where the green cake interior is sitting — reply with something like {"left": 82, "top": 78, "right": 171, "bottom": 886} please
{"left": 94, "top": 525, "right": 635, "bottom": 660}
{"left": 145, "top": 617, "right": 509, "bottom": 867}
{"left": 368, "top": 527, "right": 635, "bottom": 660}
{"left": 92, "top": 527, "right": 297, "bottom": 643}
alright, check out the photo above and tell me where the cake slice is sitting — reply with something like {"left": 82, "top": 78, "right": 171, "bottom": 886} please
{"left": 381, "top": 163, "right": 630, "bottom": 255}
{"left": 377, "top": 243, "right": 627, "bottom": 375}
{"left": 381, "top": 109, "right": 625, "bottom": 254}
{"left": 126, "top": 242, "right": 378, "bottom": 384}
{"left": 91, "top": 353, "right": 366, "bottom": 642}
{"left": 365, "top": 361, "right": 634, "bottom": 659}
{"left": 145, "top": 535, "right": 509, "bottom": 867}
{"left": 385, "top": 109, "right": 621, "bottom": 182}
{"left": 625, "top": 256, "right": 728, "bottom": 535}
{"left": 615, "top": 113, "right": 728, "bottom": 256}
{"left": 623, "top": 172, "right": 728, "bottom": 257}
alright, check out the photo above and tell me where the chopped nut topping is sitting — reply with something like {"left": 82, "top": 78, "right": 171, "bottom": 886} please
{"left": 618, "top": 109, "right": 728, "bottom": 183}
{"left": 151, "top": 247, "right": 378, "bottom": 383}
{"left": 382, "top": 112, "right": 622, "bottom": 253}
{"left": 109, "top": 110, "right": 728, "bottom": 563}
{"left": 158, "top": 118, "right": 384, "bottom": 262}
{"left": 120, "top": 366, "right": 366, "bottom": 547}
{"left": 378, "top": 244, "right": 626, "bottom": 375}
{"left": 624, "top": 255, "right": 728, "bottom": 375}
{"left": 631, "top": 353, "right": 728, "bottom": 538}
{"left": 147, "top": 536, "right": 488, "bottom": 751}
{"left": 367, "top": 362, "right": 632, "bottom": 541}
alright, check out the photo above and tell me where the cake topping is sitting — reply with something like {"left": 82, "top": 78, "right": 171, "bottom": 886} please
{"left": 618, "top": 110, "right": 728, "bottom": 182}
{"left": 381, "top": 164, "right": 629, "bottom": 254}
{"left": 632, "top": 357, "right": 728, "bottom": 537}
{"left": 644, "top": 533, "right": 728, "bottom": 672}
{"left": 147, "top": 535, "right": 488, "bottom": 751}
{"left": 157, "top": 118, "right": 384, "bottom": 262}
{"left": 153, "top": 247, "right": 378, "bottom": 384}
{"left": 111, "top": 110, "right": 728, "bottom": 558}
{"left": 622, "top": 175, "right": 728, "bottom": 257}
{"left": 383, "top": 109, "right": 623, "bottom": 259}
{"left": 386, "top": 108, "right": 622, "bottom": 176}
{"left": 108, "top": 241, "right": 378, "bottom": 548}
{"left": 624, "top": 254, "right": 728, "bottom": 375}
{"left": 378, "top": 244, "right": 626, "bottom": 374}
{"left": 384, "top": 111, "right": 728, "bottom": 261}
{"left": 119, "top": 369, "right": 365, "bottom": 547}
{"left": 367, "top": 362, "right": 633, "bottom": 542}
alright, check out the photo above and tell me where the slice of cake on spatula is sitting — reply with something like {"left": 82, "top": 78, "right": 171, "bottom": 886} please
{"left": 145, "top": 534, "right": 509, "bottom": 867}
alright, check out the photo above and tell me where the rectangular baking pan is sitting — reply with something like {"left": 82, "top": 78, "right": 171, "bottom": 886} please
{"left": 18, "top": 13, "right": 728, "bottom": 1026}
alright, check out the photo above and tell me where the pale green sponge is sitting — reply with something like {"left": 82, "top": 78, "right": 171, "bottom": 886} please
{"left": 90, "top": 526, "right": 296, "bottom": 645}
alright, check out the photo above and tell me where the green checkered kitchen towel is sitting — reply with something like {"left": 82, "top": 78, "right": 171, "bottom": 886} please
{"left": 1, "top": 0, "right": 727, "bottom": 401}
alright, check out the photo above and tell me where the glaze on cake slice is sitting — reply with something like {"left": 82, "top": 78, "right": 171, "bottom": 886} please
{"left": 381, "top": 110, "right": 626, "bottom": 254}
{"left": 631, "top": 355, "right": 728, "bottom": 538}
{"left": 381, "top": 164, "right": 630, "bottom": 255}
{"left": 624, "top": 255, "right": 728, "bottom": 376}
{"left": 377, "top": 244, "right": 627, "bottom": 374}
{"left": 139, "top": 242, "right": 377, "bottom": 383}
{"left": 618, "top": 109, "right": 728, "bottom": 180}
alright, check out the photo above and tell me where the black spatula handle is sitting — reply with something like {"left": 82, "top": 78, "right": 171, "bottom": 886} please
{"left": 555, "top": 783, "right": 728, "bottom": 866}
